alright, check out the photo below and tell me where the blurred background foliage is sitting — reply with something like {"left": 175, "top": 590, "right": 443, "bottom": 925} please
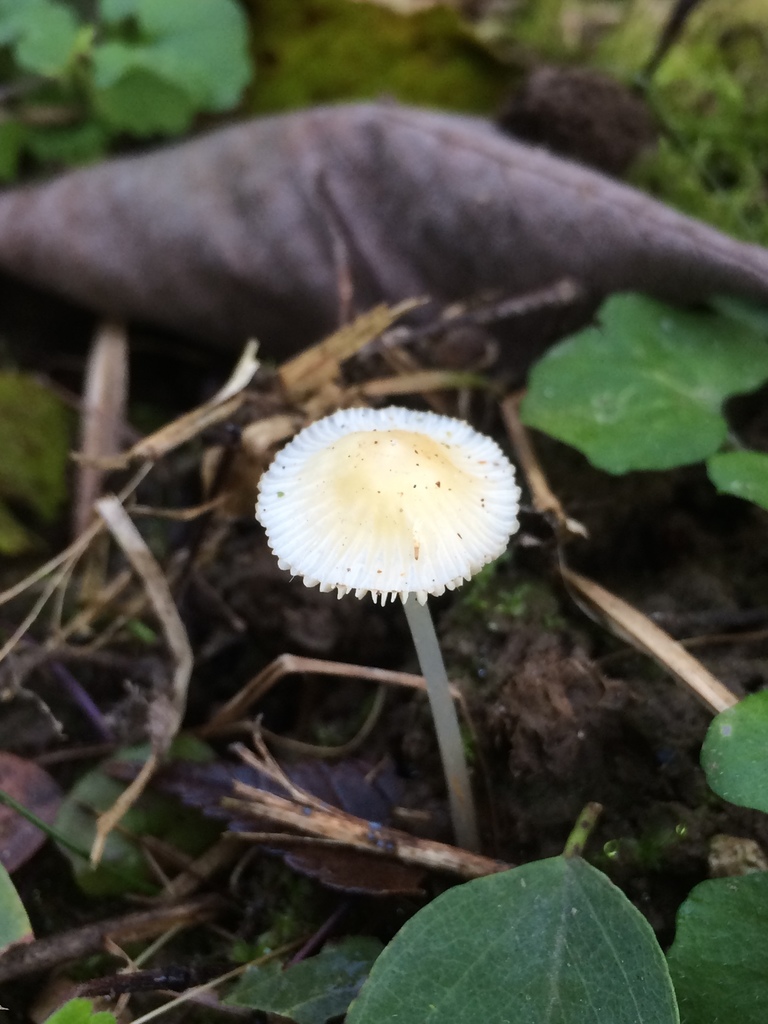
{"left": 0, "top": 0, "right": 766, "bottom": 251}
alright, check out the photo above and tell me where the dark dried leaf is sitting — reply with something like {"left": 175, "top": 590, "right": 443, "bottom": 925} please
{"left": 109, "top": 755, "right": 424, "bottom": 895}
{"left": 282, "top": 846, "right": 424, "bottom": 897}
{"left": 134, "top": 756, "right": 401, "bottom": 825}
{"left": 0, "top": 751, "right": 61, "bottom": 872}
{"left": 2, "top": 103, "right": 768, "bottom": 371}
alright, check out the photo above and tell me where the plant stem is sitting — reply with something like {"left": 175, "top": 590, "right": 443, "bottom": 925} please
{"left": 563, "top": 802, "right": 603, "bottom": 859}
{"left": 402, "top": 597, "right": 480, "bottom": 852}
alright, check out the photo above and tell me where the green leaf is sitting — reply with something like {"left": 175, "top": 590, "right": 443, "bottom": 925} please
{"left": 25, "top": 120, "right": 109, "bottom": 167}
{"left": 227, "top": 938, "right": 383, "bottom": 1024}
{"left": 707, "top": 450, "right": 768, "bottom": 511}
{"left": 99, "top": 0, "right": 137, "bottom": 19}
{"left": 92, "top": 0, "right": 252, "bottom": 133}
{"left": 667, "top": 873, "right": 768, "bottom": 1024}
{"left": 701, "top": 690, "right": 768, "bottom": 812}
{"left": 55, "top": 739, "right": 218, "bottom": 896}
{"left": 347, "top": 856, "right": 679, "bottom": 1024}
{"left": 0, "top": 372, "right": 71, "bottom": 553}
{"left": 0, "top": 0, "right": 81, "bottom": 75}
{"left": 42, "top": 997, "right": 116, "bottom": 1024}
{"left": 711, "top": 295, "right": 768, "bottom": 336}
{"left": 92, "top": 59, "right": 195, "bottom": 136}
{"left": 0, "top": 861, "right": 32, "bottom": 954}
{"left": 521, "top": 294, "right": 768, "bottom": 473}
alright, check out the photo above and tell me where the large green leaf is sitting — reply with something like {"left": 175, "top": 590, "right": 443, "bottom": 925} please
{"left": 0, "top": 861, "right": 32, "bottom": 954}
{"left": 347, "top": 856, "right": 679, "bottom": 1024}
{"left": 667, "top": 873, "right": 768, "bottom": 1024}
{"left": 226, "top": 937, "right": 382, "bottom": 1024}
{"left": 93, "top": 0, "right": 252, "bottom": 135}
{"left": 707, "top": 450, "right": 768, "bottom": 512}
{"left": 521, "top": 294, "right": 768, "bottom": 473}
{"left": 701, "top": 691, "right": 768, "bottom": 812}
{"left": 0, "top": 0, "right": 80, "bottom": 75}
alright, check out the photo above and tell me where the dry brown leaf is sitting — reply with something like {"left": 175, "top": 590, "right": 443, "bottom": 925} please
{"left": 2, "top": 104, "right": 768, "bottom": 369}
{"left": 0, "top": 753, "right": 61, "bottom": 873}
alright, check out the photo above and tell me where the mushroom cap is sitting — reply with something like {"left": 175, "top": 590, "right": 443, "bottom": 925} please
{"left": 256, "top": 405, "right": 521, "bottom": 604}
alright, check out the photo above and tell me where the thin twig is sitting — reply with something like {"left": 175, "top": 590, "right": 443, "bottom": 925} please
{"left": 0, "top": 896, "right": 223, "bottom": 984}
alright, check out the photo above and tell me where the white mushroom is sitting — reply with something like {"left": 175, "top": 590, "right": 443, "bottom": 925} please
{"left": 256, "top": 405, "right": 521, "bottom": 850}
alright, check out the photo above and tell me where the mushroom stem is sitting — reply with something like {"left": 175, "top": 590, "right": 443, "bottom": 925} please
{"left": 402, "top": 596, "right": 480, "bottom": 852}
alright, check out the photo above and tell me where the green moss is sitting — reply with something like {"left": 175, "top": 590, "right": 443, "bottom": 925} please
{"left": 497, "top": 0, "right": 768, "bottom": 245}
{"left": 0, "top": 371, "right": 73, "bottom": 554}
{"left": 455, "top": 555, "right": 563, "bottom": 631}
{"left": 246, "top": 0, "right": 511, "bottom": 114}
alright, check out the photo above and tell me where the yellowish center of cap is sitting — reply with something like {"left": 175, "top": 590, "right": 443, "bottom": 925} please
{"left": 318, "top": 429, "right": 475, "bottom": 541}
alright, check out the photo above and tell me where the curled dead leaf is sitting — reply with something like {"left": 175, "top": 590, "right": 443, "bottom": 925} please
{"left": 1, "top": 104, "right": 768, "bottom": 371}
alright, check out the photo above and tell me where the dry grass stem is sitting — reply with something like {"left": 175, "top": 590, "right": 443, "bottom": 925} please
{"left": 90, "top": 496, "right": 193, "bottom": 861}
{"left": 561, "top": 566, "right": 737, "bottom": 714}
{"left": 279, "top": 300, "right": 420, "bottom": 402}
{"left": 501, "top": 392, "right": 587, "bottom": 539}
{"left": 91, "top": 751, "right": 159, "bottom": 866}
{"left": 225, "top": 781, "right": 508, "bottom": 880}
{"left": 199, "top": 652, "right": 458, "bottom": 738}
{"left": 0, "top": 463, "right": 152, "bottom": 613}
{"left": 81, "top": 340, "right": 261, "bottom": 469}
{"left": 0, "top": 896, "right": 223, "bottom": 984}
{"left": 96, "top": 495, "right": 192, "bottom": 735}
{"left": 354, "top": 369, "right": 486, "bottom": 400}
{"left": 127, "top": 940, "right": 304, "bottom": 1024}
{"left": 74, "top": 320, "right": 129, "bottom": 537}
{"left": 499, "top": 393, "right": 735, "bottom": 714}
{"left": 159, "top": 837, "right": 245, "bottom": 903}
{"left": 262, "top": 685, "right": 386, "bottom": 759}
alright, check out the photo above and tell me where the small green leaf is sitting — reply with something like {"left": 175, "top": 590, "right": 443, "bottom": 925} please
{"left": 707, "top": 450, "right": 768, "bottom": 511}
{"left": 227, "top": 938, "right": 383, "bottom": 1024}
{"left": 701, "top": 691, "right": 768, "bottom": 812}
{"left": 0, "top": 0, "right": 81, "bottom": 75}
{"left": 667, "top": 873, "right": 768, "bottom": 1024}
{"left": 42, "top": 997, "right": 116, "bottom": 1024}
{"left": 521, "top": 294, "right": 768, "bottom": 473}
{"left": 55, "top": 739, "right": 218, "bottom": 895}
{"left": 347, "top": 856, "right": 679, "bottom": 1024}
{"left": 0, "top": 861, "right": 32, "bottom": 954}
